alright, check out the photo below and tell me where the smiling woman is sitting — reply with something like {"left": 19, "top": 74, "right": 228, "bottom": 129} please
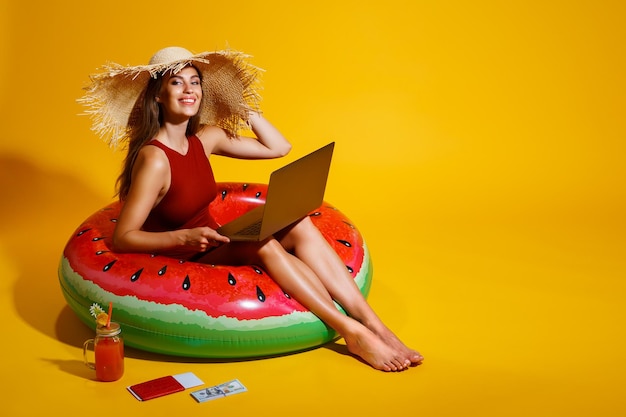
{"left": 73, "top": 46, "right": 423, "bottom": 371}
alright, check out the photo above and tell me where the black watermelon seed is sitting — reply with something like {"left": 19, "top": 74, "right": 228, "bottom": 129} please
{"left": 243, "top": 184, "right": 249, "bottom": 191}
{"left": 256, "top": 286, "right": 266, "bottom": 302}
{"left": 337, "top": 239, "right": 352, "bottom": 247}
{"left": 76, "top": 228, "right": 91, "bottom": 237}
{"left": 182, "top": 276, "right": 191, "bottom": 290}
{"left": 158, "top": 266, "right": 167, "bottom": 276}
{"left": 92, "top": 236, "right": 105, "bottom": 242}
{"left": 221, "top": 190, "right": 227, "bottom": 200}
{"left": 228, "top": 273, "right": 237, "bottom": 285}
{"left": 309, "top": 212, "right": 322, "bottom": 217}
{"left": 284, "top": 292, "right": 291, "bottom": 299}
{"left": 103, "top": 260, "right": 116, "bottom": 272}
{"left": 346, "top": 265, "right": 353, "bottom": 274}
{"left": 95, "top": 250, "right": 109, "bottom": 256}
{"left": 252, "top": 266, "right": 263, "bottom": 275}
{"left": 130, "top": 268, "right": 143, "bottom": 282}
{"left": 110, "top": 218, "right": 118, "bottom": 223}
{"left": 255, "top": 191, "right": 262, "bottom": 198}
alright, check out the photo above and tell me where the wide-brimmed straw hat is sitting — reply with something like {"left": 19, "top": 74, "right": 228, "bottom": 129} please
{"left": 79, "top": 46, "right": 262, "bottom": 147}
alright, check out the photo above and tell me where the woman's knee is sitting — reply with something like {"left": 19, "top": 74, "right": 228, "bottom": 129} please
{"left": 279, "top": 216, "right": 320, "bottom": 247}
{"left": 257, "top": 237, "right": 288, "bottom": 261}
{"left": 296, "top": 215, "right": 318, "bottom": 233}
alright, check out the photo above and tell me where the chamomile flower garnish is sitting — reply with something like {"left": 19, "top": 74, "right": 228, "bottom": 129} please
{"left": 89, "top": 303, "right": 106, "bottom": 318}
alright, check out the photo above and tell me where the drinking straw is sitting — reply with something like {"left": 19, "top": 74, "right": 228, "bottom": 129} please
{"left": 106, "top": 302, "right": 113, "bottom": 328}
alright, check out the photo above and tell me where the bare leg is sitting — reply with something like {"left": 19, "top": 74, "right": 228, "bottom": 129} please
{"left": 200, "top": 237, "right": 414, "bottom": 371}
{"left": 258, "top": 239, "right": 415, "bottom": 371}
{"left": 278, "top": 217, "right": 423, "bottom": 365}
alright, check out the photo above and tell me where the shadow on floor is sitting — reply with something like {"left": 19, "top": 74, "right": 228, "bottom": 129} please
{"left": 2, "top": 153, "right": 109, "bottom": 343}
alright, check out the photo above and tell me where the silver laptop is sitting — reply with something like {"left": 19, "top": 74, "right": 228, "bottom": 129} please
{"left": 217, "top": 142, "right": 335, "bottom": 241}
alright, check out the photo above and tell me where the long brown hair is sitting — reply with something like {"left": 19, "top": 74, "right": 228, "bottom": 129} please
{"left": 115, "top": 67, "right": 202, "bottom": 200}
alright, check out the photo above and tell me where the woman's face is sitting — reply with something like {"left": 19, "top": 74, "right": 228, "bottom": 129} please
{"left": 156, "top": 66, "right": 202, "bottom": 123}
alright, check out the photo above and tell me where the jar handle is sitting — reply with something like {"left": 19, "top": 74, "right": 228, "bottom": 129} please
{"left": 83, "top": 339, "right": 96, "bottom": 370}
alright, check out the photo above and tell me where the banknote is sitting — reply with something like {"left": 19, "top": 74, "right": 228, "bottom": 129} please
{"left": 190, "top": 379, "right": 247, "bottom": 403}
{"left": 218, "top": 379, "right": 248, "bottom": 396}
{"left": 190, "top": 386, "right": 226, "bottom": 403}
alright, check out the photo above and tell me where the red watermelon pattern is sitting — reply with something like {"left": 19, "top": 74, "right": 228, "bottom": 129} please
{"left": 58, "top": 182, "right": 372, "bottom": 358}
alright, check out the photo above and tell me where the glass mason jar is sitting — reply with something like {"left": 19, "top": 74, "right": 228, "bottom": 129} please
{"left": 83, "top": 322, "right": 124, "bottom": 382}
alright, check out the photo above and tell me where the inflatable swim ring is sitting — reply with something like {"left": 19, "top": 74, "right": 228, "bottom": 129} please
{"left": 58, "top": 182, "right": 372, "bottom": 358}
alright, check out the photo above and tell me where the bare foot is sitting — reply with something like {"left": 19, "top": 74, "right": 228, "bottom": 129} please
{"left": 382, "top": 331, "right": 423, "bottom": 365}
{"left": 343, "top": 327, "right": 412, "bottom": 371}
{"left": 365, "top": 321, "right": 424, "bottom": 366}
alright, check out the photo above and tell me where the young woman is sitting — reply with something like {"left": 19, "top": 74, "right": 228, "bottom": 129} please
{"left": 82, "top": 47, "right": 423, "bottom": 371}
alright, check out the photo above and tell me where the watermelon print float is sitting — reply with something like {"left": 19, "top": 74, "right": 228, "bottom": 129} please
{"left": 58, "top": 182, "right": 372, "bottom": 358}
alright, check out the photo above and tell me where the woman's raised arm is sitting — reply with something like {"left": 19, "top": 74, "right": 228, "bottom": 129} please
{"left": 200, "top": 112, "right": 292, "bottom": 159}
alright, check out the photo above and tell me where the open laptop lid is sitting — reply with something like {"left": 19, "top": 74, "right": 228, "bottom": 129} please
{"left": 216, "top": 142, "right": 334, "bottom": 241}
{"left": 257, "top": 141, "right": 334, "bottom": 240}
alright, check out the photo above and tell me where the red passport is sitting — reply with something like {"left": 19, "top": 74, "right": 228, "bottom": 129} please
{"left": 127, "top": 372, "right": 204, "bottom": 401}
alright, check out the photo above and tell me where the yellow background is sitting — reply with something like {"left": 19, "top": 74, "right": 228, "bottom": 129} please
{"left": 1, "top": 1, "right": 624, "bottom": 416}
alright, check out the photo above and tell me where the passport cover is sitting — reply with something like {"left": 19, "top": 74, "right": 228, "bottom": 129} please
{"left": 127, "top": 372, "right": 204, "bottom": 401}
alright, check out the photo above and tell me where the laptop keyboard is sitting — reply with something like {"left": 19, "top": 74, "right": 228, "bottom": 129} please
{"left": 234, "top": 221, "right": 262, "bottom": 236}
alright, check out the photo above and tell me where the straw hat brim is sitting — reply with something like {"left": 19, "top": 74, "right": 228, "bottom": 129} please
{"left": 79, "top": 49, "right": 262, "bottom": 147}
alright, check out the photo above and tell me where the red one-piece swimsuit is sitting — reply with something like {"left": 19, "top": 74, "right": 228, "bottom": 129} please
{"left": 141, "top": 135, "right": 219, "bottom": 259}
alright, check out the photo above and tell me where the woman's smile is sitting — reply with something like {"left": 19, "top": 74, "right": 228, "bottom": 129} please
{"left": 180, "top": 97, "right": 197, "bottom": 105}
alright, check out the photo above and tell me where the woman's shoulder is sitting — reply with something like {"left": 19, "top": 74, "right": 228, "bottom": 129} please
{"left": 135, "top": 143, "right": 170, "bottom": 172}
{"left": 139, "top": 141, "right": 166, "bottom": 156}
{"left": 196, "top": 125, "right": 228, "bottom": 140}
{"left": 195, "top": 125, "right": 229, "bottom": 154}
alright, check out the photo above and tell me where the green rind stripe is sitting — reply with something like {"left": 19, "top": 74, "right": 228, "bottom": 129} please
{"left": 59, "top": 243, "right": 372, "bottom": 358}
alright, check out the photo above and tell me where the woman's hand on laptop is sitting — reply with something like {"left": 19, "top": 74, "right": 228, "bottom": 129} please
{"left": 182, "top": 227, "right": 230, "bottom": 252}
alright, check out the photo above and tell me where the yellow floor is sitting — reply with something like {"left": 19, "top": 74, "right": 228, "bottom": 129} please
{"left": 2, "top": 1, "right": 625, "bottom": 416}
{"left": 3, "top": 159, "right": 624, "bottom": 416}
